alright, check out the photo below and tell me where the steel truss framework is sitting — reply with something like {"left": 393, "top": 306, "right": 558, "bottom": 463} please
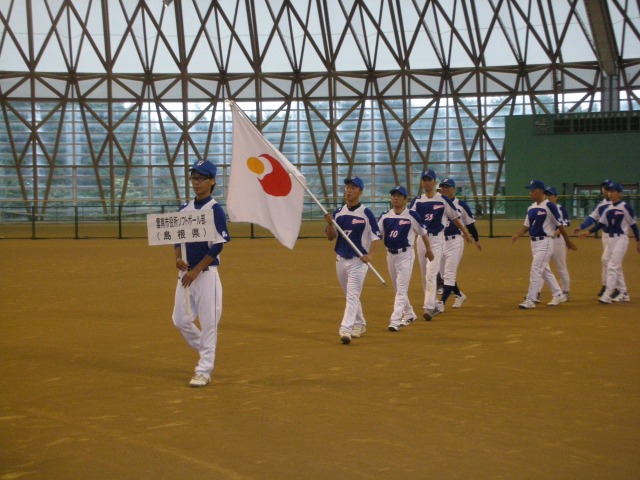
{"left": 0, "top": 0, "right": 639, "bottom": 217}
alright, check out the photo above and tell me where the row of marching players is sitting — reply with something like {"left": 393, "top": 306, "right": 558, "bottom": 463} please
{"left": 170, "top": 160, "right": 640, "bottom": 386}
{"left": 322, "top": 172, "right": 639, "bottom": 345}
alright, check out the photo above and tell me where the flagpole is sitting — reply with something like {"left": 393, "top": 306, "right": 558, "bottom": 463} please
{"left": 226, "top": 100, "right": 386, "bottom": 286}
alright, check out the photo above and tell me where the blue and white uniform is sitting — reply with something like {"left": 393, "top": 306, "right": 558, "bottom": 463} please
{"left": 523, "top": 199, "right": 564, "bottom": 301}
{"left": 172, "top": 196, "right": 230, "bottom": 381}
{"left": 579, "top": 198, "right": 612, "bottom": 289}
{"left": 440, "top": 197, "right": 477, "bottom": 293}
{"left": 547, "top": 202, "right": 571, "bottom": 294}
{"left": 330, "top": 203, "right": 382, "bottom": 334}
{"left": 378, "top": 207, "right": 427, "bottom": 327}
{"left": 410, "top": 192, "right": 461, "bottom": 313}
{"left": 596, "top": 200, "right": 640, "bottom": 299}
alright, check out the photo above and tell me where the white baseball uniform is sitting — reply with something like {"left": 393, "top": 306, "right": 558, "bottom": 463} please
{"left": 378, "top": 207, "right": 428, "bottom": 327}
{"left": 440, "top": 197, "right": 476, "bottom": 290}
{"left": 596, "top": 200, "right": 639, "bottom": 298}
{"left": 522, "top": 199, "right": 563, "bottom": 301}
{"left": 330, "top": 203, "right": 381, "bottom": 334}
{"left": 172, "top": 197, "right": 230, "bottom": 380}
{"left": 410, "top": 193, "right": 461, "bottom": 313}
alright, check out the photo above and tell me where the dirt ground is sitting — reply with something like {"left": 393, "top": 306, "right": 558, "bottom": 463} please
{"left": 1, "top": 234, "right": 639, "bottom": 480}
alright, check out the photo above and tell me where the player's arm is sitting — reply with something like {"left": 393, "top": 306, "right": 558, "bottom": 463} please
{"left": 361, "top": 238, "right": 379, "bottom": 263}
{"left": 174, "top": 245, "right": 188, "bottom": 271}
{"left": 466, "top": 222, "right": 481, "bottom": 251}
{"left": 557, "top": 225, "right": 577, "bottom": 251}
{"left": 324, "top": 212, "right": 337, "bottom": 241}
{"left": 512, "top": 224, "right": 529, "bottom": 243}
{"left": 181, "top": 254, "right": 215, "bottom": 287}
{"left": 420, "top": 234, "right": 435, "bottom": 261}
{"left": 452, "top": 217, "right": 473, "bottom": 244}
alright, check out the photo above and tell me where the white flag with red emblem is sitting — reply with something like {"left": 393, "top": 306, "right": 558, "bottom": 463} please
{"left": 226, "top": 101, "right": 306, "bottom": 249}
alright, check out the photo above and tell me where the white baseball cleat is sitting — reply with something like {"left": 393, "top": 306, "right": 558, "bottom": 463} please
{"left": 547, "top": 293, "right": 568, "bottom": 306}
{"left": 598, "top": 294, "right": 613, "bottom": 304}
{"left": 612, "top": 292, "right": 630, "bottom": 303}
{"left": 452, "top": 293, "right": 467, "bottom": 308}
{"left": 400, "top": 317, "right": 415, "bottom": 327}
{"left": 436, "top": 301, "right": 445, "bottom": 313}
{"left": 352, "top": 324, "right": 366, "bottom": 338}
{"left": 339, "top": 327, "right": 352, "bottom": 344}
{"left": 388, "top": 324, "right": 400, "bottom": 332}
{"left": 519, "top": 299, "right": 536, "bottom": 309}
{"left": 189, "top": 373, "right": 210, "bottom": 387}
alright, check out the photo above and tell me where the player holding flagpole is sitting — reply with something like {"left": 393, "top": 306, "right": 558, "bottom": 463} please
{"left": 172, "top": 159, "right": 230, "bottom": 387}
{"left": 324, "top": 176, "right": 382, "bottom": 344}
{"left": 378, "top": 185, "right": 434, "bottom": 331}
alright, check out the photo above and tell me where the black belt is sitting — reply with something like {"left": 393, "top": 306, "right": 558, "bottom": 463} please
{"left": 428, "top": 232, "right": 439, "bottom": 237}
{"left": 608, "top": 233, "right": 623, "bottom": 237}
{"left": 188, "top": 267, "right": 209, "bottom": 271}
{"left": 445, "top": 235, "right": 458, "bottom": 241}
{"left": 388, "top": 247, "right": 409, "bottom": 254}
{"left": 531, "top": 236, "right": 546, "bottom": 241}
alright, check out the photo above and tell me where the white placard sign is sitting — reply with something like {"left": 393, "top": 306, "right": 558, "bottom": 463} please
{"left": 147, "top": 209, "right": 216, "bottom": 246}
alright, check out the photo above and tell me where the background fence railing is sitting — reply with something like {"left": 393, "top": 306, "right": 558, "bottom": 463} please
{"left": 1, "top": 195, "right": 638, "bottom": 240}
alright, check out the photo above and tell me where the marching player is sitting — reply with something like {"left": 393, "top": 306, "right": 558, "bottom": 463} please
{"left": 573, "top": 180, "right": 613, "bottom": 297}
{"left": 437, "top": 178, "right": 481, "bottom": 309}
{"left": 172, "top": 159, "right": 230, "bottom": 387}
{"left": 512, "top": 179, "right": 576, "bottom": 309}
{"left": 410, "top": 169, "right": 472, "bottom": 321}
{"left": 378, "top": 185, "right": 434, "bottom": 331}
{"left": 578, "top": 182, "right": 640, "bottom": 303}
{"left": 324, "top": 176, "right": 382, "bottom": 344}
{"left": 540, "top": 186, "right": 571, "bottom": 299}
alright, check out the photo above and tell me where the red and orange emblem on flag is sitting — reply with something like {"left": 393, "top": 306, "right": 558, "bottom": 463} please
{"left": 246, "top": 154, "right": 292, "bottom": 197}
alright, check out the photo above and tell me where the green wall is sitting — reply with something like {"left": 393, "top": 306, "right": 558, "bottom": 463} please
{"left": 504, "top": 113, "right": 640, "bottom": 218}
{"left": 505, "top": 114, "right": 639, "bottom": 196}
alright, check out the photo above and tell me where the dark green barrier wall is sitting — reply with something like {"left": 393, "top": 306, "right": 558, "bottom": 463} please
{"left": 504, "top": 113, "right": 640, "bottom": 218}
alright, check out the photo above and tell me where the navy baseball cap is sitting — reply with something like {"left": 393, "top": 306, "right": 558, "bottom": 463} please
{"left": 421, "top": 168, "right": 437, "bottom": 180}
{"left": 601, "top": 179, "right": 612, "bottom": 188}
{"left": 608, "top": 182, "right": 623, "bottom": 192}
{"left": 439, "top": 178, "right": 456, "bottom": 188}
{"left": 525, "top": 179, "right": 546, "bottom": 190}
{"left": 544, "top": 186, "right": 558, "bottom": 196}
{"left": 390, "top": 185, "right": 408, "bottom": 197}
{"left": 344, "top": 176, "right": 364, "bottom": 190}
{"left": 190, "top": 160, "right": 217, "bottom": 178}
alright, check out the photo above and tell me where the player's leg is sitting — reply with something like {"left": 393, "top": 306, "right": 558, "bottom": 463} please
{"left": 526, "top": 239, "right": 554, "bottom": 302}
{"left": 441, "top": 238, "right": 462, "bottom": 306}
{"left": 192, "top": 268, "right": 222, "bottom": 379}
{"left": 599, "top": 234, "right": 610, "bottom": 296}
{"left": 389, "top": 251, "right": 413, "bottom": 330}
{"left": 601, "top": 236, "right": 629, "bottom": 303}
{"left": 340, "top": 258, "right": 368, "bottom": 332}
{"left": 553, "top": 239, "right": 570, "bottom": 295}
{"left": 423, "top": 235, "right": 444, "bottom": 318}
{"left": 172, "top": 278, "right": 201, "bottom": 350}
{"left": 416, "top": 240, "right": 428, "bottom": 293}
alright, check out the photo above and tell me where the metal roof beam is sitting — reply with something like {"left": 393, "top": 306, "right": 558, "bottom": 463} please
{"left": 583, "top": 0, "right": 618, "bottom": 76}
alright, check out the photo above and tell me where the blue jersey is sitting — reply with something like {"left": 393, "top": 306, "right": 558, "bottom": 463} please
{"left": 443, "top": 197, "right": 475, "bottom": 236}
{"left": 331, "top": 204, "right": 381, "bottom": 258}
{"left": 524, "top": 199, "right": 562, "bottom": 237}
{"left": 409, "top": 192, "right": 461, "bottom": 235}
{"left": 377, "top": 208, "right": 427, "bottom": 250}
{"left": 598, "top": 201, "right": 638, "bottom": 237}
{"left": 178, "top": 196, "right": 230, "bottom": 267}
